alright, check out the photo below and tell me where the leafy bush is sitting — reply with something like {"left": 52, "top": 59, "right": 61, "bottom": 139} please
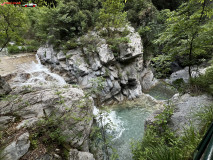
{"left": 26, "top": 46, "right": 38, "bottom": 52}
{"left": 151, "top": 55, "right": 172, "bottom": 78}
{"left": 131, "top": 103, "right": 212, "bottom": 160}
{"left": 107, "top": 37, "right": 130, "bottom": 56}
{"left": 190, "top": 65, "right": 213, "bottom": 95}
{"left": 8, "top": 45, "right": 21, "bottom": 54}
{"left": 8, "top": 45, "right": 38, "bottom": 54}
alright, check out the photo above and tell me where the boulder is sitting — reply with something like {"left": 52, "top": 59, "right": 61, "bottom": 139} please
{"left": 169, "top": 66, "right": 208, "bottom": 83}
{"left": 37, "top": 25, "right": 146, "bottom": 103}
{"left": 97, "top": 43, "right": 115, "bottom": 64}
{"left": 0, "top": 85, "right": 94, "bottom": 151}
{"left": 169, "top": 93, "right": 213, "bottom": 135}
{"left": 145, "top": 93, "right": 213, "bottom": 135}
{"left": 69, "top": 149, "right": 95, "bottom": 160}
{"left": 37, "top": 46, "right": 58, "bottom": 64}
{"left": 1, "top": 132, "right": 30, "bottom": 160}
{"left": 119, "top": 26, "right": 143, "bottom": 62}
{"left": 141, "top": 68, "right": 158, "bottom": 91}
{"left": 0, "top": 75, "right": 12, "bottom": 96}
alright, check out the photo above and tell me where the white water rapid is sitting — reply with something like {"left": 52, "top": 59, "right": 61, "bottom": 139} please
{"left": 11, "top": 54, "right": 66, "bottom": 87}
{"left": 93, "top": 106, "right": 125, "bottom": 140}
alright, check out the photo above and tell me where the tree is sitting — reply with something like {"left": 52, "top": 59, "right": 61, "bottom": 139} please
{"left": 155, "top": 0, "right": 213, "bottom": 78}
{"left": 0, "top": 4, "right": 28, "bottom": 51}
{"left": 99, "top": 0, "right": 127, "bottom": 36}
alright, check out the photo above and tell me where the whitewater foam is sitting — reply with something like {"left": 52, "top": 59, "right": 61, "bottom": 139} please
{"left": 93, "top": 106, "right": 125, "bottom": 140}
{"left": 11, "top": 54, "right": 66, "bottom": 87}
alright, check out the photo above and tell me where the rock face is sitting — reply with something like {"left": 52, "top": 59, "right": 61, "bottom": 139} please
{"left": 169, "top": 93, "right": 213, "bottom": 134}
{"left": 141, "top": 68, "right": 158, "bottom": 91}
{"left": 145, "top": 93, "right": 213, "bottom": 135}
{"left": 69, "top": 149, "right": 95, "bottom": 160}
{"left": 0, "top": 85, "right": 94, "bottom": 159}
{"left": 168, "top": 66, "right": 208, "bottom": 83}
{"left": 1, "top": 132, "right": 30, "bottom": 160}
{"left": 0, "top": 75, "right": 12, "bottom": 96}
{"left": 37, "top": 26, "right": 149, "bottom": 103}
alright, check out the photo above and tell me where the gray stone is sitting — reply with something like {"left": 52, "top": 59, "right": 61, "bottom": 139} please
{"left": 97, "top": 43, "right": 115, "bottom": 64}
{"left": 69, "top": 149, "right": 95, "bottom": 160}
{"left": 37, "top": 46, "right": 58, "bottom": 64}
{"left": 169, "top": 93, "right": 213, "bottom": 134}
{"left": 57, "top": 51, "right": 66, "bottom": 61}
{"left": 91, "top": 57, "right": 102, "bottom": 71}
{"left": 0, "top": 76, "right": 12, "bottom": 96}
{"left": 67, "top": 53, "right": 90, "bottom": 77}
{"left": 141, "top": 68, "right": 158, "bottom": 91}
{"left": 111, "top": 81, "right": 121, "bottom": 96}
{"left": 0, "top": 85, "right": 94, "bottom": 151}
{"left": 1, "top": 132, "right": 30, "bottom": 160}
{"left": 169, "top": 66, "right": 208, "bottom": 83}
{"left": 36, "top": 25, "right": 146, "bottom": 103}
{"left": 0, "top": 116, "right": 15, "bottom": 130}
{"left": 119, "top": 26, "right": 143, "bottom": 62}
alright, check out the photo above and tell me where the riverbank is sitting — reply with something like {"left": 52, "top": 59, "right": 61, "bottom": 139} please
{"left": 0, "top": 53, "right": 36, "bottom": 76}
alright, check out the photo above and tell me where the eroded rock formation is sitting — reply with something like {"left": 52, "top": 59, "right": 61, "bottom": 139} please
{"left": 37, "top": 26, "right": 154, "bottom": 104}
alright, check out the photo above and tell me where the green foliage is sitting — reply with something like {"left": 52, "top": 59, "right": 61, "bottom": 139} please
{"left": 0, "top": 3, "right": 29, "bottom": 51}
{"left": 26, "top": 0, "right": 101, "bottom": 48}
{"left": 131, "top": 103, "right": 213, "bottom": 160}
{"left": 107, "top": 36, "right": 130, "bottom": 57}
{"left": 190, "top": 65, "right": 213, "bottom": 95}
{"left": 155, "top": 0, "right": 213, "bottom": 78}
{"left": 194, "top": 104, "right": 213, "bottom": 131}
{"left": 30, "top": 116, "right": 68, "bottom": 148}
{"left": 79, "top": 34, "right": 100, "bottom": 54}
{"left": 151, "top": 54, "right": 172, "bottom": 78}
{"left": 98, "top": 0, "right": 127, "bottom": 36}
{"left": 125, "top": 0, "right": 169, "bottom": 63}
{"left": 8, "top": 45, "right": 38, "bottom": 54}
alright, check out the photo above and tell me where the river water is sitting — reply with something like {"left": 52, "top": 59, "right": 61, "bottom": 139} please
{"left": 8, "top": 54, "right": 175, "bottom": 160}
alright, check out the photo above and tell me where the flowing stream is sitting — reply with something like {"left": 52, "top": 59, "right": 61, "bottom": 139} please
{"left": 11, "top": 55, "right": 66, "bottom": 87}
{"left": 94, "top": 83, "right": 177, "bottom": 160}
{"left": 10, "top": 54, "right": 176, "bottom": 160}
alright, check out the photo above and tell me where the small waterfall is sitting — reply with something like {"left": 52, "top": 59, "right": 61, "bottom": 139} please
{"left": 93, "top": 106, "right": 125, "bottom": 140}
{"left": 11, "top": 54, "right": 66, "bottom": 87}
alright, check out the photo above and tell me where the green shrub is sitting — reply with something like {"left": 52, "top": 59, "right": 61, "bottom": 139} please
{"left": 190, "top": 65, "right": 213, "bottom": 95}
{"left": 26, "top": 46, "right": 38, "bottom": 52}
{"left": 8, "top": 45, "right": 20, "bottom": 54}
{"left": 131, "top": 103, "right": 212, "bottom": 160}
{"left": 151, "top": 55, "right": 172, "bottom": 78}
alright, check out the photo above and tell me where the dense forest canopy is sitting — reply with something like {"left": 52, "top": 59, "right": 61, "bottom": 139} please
{"left": 0, "top": 0, "right": 212, "bottom": 77}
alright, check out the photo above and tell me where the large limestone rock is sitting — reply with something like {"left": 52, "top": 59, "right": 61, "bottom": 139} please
{"left": 145, "top": 93, "right": 213, "bottom": 135}
{"left": 169, "top": 93, "right": 213, "bottom": 134}
{"left": 37, "top": 25, "right": 146, "bottom": 104}
{"left": 119, "top": 26, "right": 142, "bottom": 62}
{"left": 141, "top": 68, "right": 158, "bottom": 91}
{"left": 69, "top": 149, "right": 95, "bottom": 160}
{"left": 1, "top": 132, "right": 30, "bottom": 160}
{"left": 168, "top": 66, "right": 208, "bottom": 83}
{"left": 0, "top": 85, "right": 94, "bottom": 152}
{"left": 0, "top": 75, "right": 12, "bottom": 96}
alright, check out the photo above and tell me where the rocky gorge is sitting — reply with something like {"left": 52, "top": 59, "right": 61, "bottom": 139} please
{"left": 37, "top": 26, "right": 157, "bottom": 104}
{"left": 0, "top": 25, "right": 212, "bottom": 160}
